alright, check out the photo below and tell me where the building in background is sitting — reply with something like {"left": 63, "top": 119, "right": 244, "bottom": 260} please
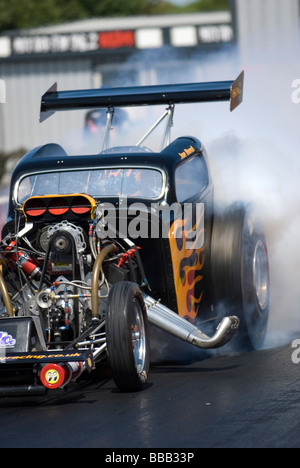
{"left": 235, "top": 0, "right": 300, "bottom": 62}
{"left": 0, "top": 0, "right": 299, "bottom": 155}
{"left": 0, "top": 11, "right": 235, "bottom": 154}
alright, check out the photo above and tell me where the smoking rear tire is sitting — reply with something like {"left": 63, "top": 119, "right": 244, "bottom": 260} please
{"left": 211, "top": 203, "right": 270, "bottom": 350}
{"left": 106, "top": 281, "right": 150, "bottom": 392}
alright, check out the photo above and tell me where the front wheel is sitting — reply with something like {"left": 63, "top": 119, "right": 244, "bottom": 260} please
{"left": 106, "top": 281, "right": 150, "bottom": 392}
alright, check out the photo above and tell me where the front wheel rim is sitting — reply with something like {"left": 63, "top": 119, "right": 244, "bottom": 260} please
{"left": 131, "top": 298, "right": 147, "bottom": 373}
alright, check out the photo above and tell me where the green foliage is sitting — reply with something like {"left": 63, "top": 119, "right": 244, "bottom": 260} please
{"left": 0, "top": 0, "right": 229, "bottom": 32}
{"left": 181, "top": 0, "right": 229, "bottom": 12}
{"left": 0, "top": 0, "right": 168, "bottom": 31}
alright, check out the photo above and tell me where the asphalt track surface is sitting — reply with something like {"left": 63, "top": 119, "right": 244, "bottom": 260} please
{"left": 0, "top": 337, "right": 299, "bottom": 449}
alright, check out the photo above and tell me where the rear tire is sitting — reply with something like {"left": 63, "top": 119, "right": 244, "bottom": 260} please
{"left": 211, "top": 203, "right": 270, "bottom": 350}
{"left": 106, "top": 281, "right": 150, "bottom": 392}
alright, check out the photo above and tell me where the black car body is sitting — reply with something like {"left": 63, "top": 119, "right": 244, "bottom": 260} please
{"left": 0, "top": 72, "right": 270, "bottom": 394}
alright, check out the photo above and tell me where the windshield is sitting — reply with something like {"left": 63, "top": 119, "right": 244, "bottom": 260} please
{"left": 17, "top": 168, "right": 164, "bottom": 204}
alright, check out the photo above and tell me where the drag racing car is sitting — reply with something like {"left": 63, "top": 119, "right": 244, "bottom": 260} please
{"left": 0, "top": 72, "right": 270, "bottom": 395}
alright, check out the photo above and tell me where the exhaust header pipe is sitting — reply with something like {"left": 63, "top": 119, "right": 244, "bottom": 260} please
{"left": 144, "top": 295, "right": 240, "bottom": 350}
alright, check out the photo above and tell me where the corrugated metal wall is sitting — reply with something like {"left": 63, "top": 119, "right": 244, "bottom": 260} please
{"left": 0, "top": 59, "right": 91, "bottom": 154}
{"left": 236, "top": 0, "right": 299, "bottom": 61}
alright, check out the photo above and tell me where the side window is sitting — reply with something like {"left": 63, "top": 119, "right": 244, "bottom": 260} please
{"left": 175, "top": 156, "right": 209, "bottom": 203}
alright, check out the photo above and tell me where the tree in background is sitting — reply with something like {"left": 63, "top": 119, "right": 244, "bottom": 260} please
{"left": 0, "top": 0, "right": 229, "bottom": 32}
{"left": 181, "top": 0, "right": 228, "bottom": 12}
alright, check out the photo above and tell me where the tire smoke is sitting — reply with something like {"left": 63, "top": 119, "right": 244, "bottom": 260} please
{"left": 136, "top": 41, "right": 300, "bottom": 356}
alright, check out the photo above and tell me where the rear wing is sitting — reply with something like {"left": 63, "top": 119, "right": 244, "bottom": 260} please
{"left": 40, "top": 71, "right": 244, "bottom": 123}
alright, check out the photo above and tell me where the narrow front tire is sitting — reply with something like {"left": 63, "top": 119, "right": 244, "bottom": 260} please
{"left": 106, "top": 281, "right": 150, "bottom": 392}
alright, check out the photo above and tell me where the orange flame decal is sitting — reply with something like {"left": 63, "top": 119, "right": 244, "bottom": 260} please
{"left": 169, "top": 205, "right": 205, "bottom": 323}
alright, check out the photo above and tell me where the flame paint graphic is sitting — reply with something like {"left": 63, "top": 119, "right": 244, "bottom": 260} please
{"left": 169, "top": 205, "right": 205, "bottom": 323}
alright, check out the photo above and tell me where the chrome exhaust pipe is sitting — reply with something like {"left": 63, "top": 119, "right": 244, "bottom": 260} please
{"left": 144, "top": 295, "right": 240, "bottom": 350}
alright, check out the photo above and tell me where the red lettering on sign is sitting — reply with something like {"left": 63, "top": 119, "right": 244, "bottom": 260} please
{"left": 98, "top": 31, "right": 135, "bottom": 49}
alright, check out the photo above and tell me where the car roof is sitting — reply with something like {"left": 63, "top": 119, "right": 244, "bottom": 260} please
{"left": 8, "top": 136, "right": 206, "bottom": 218}
{"left": 11, "top": 137, "right": 203, "bottom": 183}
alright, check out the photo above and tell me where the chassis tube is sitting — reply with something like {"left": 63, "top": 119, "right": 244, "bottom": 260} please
{"left": 0, "top": 264, "right": 14, "bottom": 317}
{"left": 91, "top": 244, "right": 116, "bottom": 318}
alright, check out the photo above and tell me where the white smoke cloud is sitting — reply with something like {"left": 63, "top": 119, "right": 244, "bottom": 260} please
{"left": 192, "top": 57, "right": 300, "bottom": 349}
{"left": 204, "top": 62, "right": 300, "bottom": 348}
{"left": 127, "top": 38, "right": 300, "bottom": 354}
{"left": 45, "top": 36, "right": 300, "bottom": 357}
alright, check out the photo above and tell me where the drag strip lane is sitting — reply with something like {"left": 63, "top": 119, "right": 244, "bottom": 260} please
{"left": 0, "top": 342, "right": 299, "bottom": 448}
